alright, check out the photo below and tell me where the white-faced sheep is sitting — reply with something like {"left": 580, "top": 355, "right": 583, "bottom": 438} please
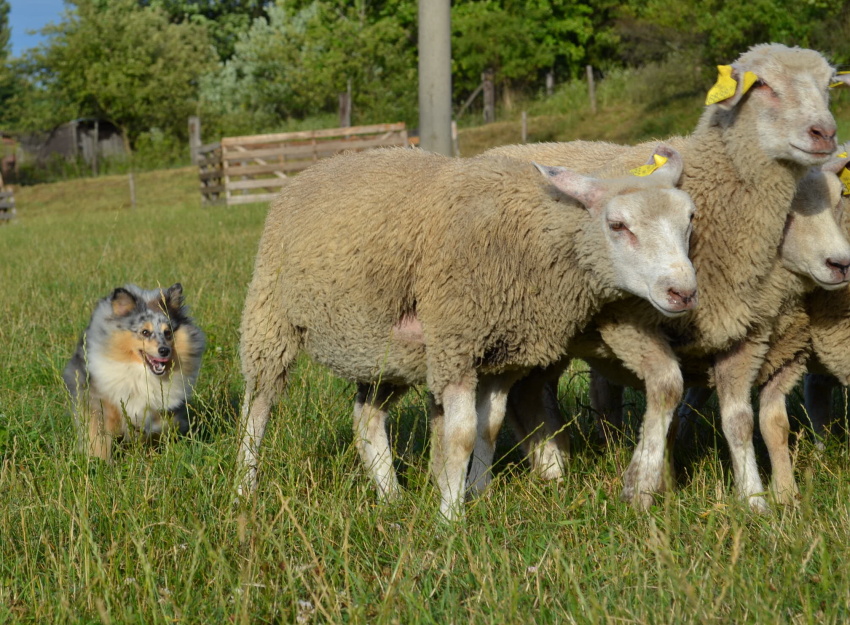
{"left": 484, "top": 43, "right": 850, "bottom": 510}
{"left": 237, "top": 146, "right": 697, "bottom": 520}
{"left": 523, "top": 159, "right": 850, "bottom": 502}
{"left": 801, "top": 158, "right": 850, "bottom": 444}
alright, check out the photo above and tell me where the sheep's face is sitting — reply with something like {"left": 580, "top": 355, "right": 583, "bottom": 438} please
{"left": 781, "top": 168, "right": 850, "bottom": 290}
{"left": 602, "top": 188, "right": 698, "bottom": 317}
{"left": 537, "top": 148, "right": 698, "bottom": 316}
{"left": 719, "top": 45, "right": 838, "bottom": 167}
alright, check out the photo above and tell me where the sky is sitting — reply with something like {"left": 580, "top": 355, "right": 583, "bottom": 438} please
{"left": 8, "top": 0, "right": 67, "bottom": 57}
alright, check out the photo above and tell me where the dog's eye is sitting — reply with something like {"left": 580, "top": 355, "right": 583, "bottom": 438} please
{"left": 164, "top": 329, "right": 173, "bottom": 340}
{"left": 141, "top": 329, "right": 151, "bottom": 338}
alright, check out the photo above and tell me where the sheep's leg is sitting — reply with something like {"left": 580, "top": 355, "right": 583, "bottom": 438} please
{"left": 430, "top": 376, "right": 478, "bottom": 521}
{"left": 803, "top": 373, "right": 838, "bottom": 448}
{"left": 466, "top": 372, "right": 523, "bottom": 496}
{"left": 598, "top": 320, "right": 682, "bottom": 511}
{"left": 590, "top": 370, "right": 625, "bottom": 445}
{"left": 353, "top": 382, "right": 403, "bottom": 501}
{"left": 759, "top": 355, "right": 807, "bottom": 504}
{"left": 713, "top": 339, "right": 769, "bottom": 512}
{"left": 236, "top": 295, "right": 300, "bottom": 497}
{"left": 505, "top": 370, "right": 569, "bottom": 480}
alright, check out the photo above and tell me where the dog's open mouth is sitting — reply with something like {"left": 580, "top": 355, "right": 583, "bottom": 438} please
{"left": 141, "top": 351, "right": 171, "bottom": 376}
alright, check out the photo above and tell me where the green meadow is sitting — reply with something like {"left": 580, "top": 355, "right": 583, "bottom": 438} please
{"left": 2, "top": 139, "right": 850, "bottom": 623}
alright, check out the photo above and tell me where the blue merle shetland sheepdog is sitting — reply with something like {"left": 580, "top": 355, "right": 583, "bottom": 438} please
{"left": 63, "top": 283, "right": 206, "bottom": 460}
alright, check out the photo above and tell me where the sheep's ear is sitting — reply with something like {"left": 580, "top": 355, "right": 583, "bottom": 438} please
{"left": 534, "top": 163, "right": 605, "bottom": 212}
{"left": 821, "top": 151, "right": 850, "bottom": 176}
{"left": 830, "top": 71, "right": 850, "bottom": 89}
{"left": 630, "top": 144, "right": 684, "bottom": 187}
{"left": 705, "top": 64, "right": 759, "bottom": 110}
{"left": 823, "top": 150, "right": 850, "bottom": 196}
{"left": 111, "top": 287, "right": 138, "bottom": 317}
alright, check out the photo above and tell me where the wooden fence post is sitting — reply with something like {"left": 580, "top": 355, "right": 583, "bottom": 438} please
{"left": 189, "top": 116, "right": 202, "bottom": 165}
{"left": 92, "top": 120, "right": 99, "bottom": 177}
{"left": 339, "top": 79, "right": 352, "bottom": 128}
{"left": 546, "top": 71, "right": 554, "bottom": 97}
{"left": 482, "top": 70, "right": 495, "bottom": 124}
{"left": 586, "top": 65, "right": 596, "bottom": 114}
{"left": 521, "top": 111, "right": 528, "bottom": 143}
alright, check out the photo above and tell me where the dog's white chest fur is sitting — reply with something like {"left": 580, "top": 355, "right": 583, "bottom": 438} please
{"left": 88, "top": 355, "right": 189, "bottom": 433}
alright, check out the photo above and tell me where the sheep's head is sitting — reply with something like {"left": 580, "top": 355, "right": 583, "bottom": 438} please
{"left": 708, "top": 43, "right": 843, "bottom": 167}
{"left": 535, "top": 145, "right": 698, "bottom": 317}
{"left": 781, "top": 154, "right": 850, "bottom": 289}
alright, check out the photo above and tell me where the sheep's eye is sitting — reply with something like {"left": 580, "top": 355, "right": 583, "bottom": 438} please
{"left": 141, "top": 329, "right": 151, "bottom": 338}
{"left": 609, "top": 221, "right": 627, "bottom": 232}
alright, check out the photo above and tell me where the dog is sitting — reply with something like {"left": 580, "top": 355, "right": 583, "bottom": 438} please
{"left": 63, "top": 283, "right": 206, "bottom": 460}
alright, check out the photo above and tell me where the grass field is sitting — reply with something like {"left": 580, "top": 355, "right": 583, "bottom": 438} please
{"left": 3, "top": 133, "right": 850, "bottom": 624}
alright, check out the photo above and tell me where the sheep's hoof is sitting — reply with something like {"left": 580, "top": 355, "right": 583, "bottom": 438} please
{"left": 769, "top": 484, "right": 800, "bottom": 507}
{"left": 747, "top": 495, "right": 770, "bottom": 514}
{"left": 375, "top": 483, "right": 402, "bottom": 503}
{"left": 625, "top": 491, "right": 655, "bottom": 511}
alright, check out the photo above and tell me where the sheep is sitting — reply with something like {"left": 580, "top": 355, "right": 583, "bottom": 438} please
{"left": 802, "top": 158, "right": 850, "bottom": 444}
{"left": 236, "top": 145, "right": 697, "bottom": 520}
{"left": 520, "top": 159, "right": 850, "bottom": 502}
{"left": 674, "top": 153, "right": 850, "bottom": 468}
{"left": 483, "top": 43, "right": 850, "bottom": 510}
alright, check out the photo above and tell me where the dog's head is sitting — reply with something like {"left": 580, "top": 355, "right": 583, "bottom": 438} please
{"left": 108, "top": 283, "right": 190, "bottom": 377}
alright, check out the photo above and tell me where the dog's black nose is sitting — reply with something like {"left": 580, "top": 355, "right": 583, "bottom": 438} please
{"left": 158, "top": 346, "right": 171, "bottom": 358}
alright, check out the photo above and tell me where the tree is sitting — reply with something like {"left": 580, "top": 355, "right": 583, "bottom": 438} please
{"left": 140, "top": 0, "right": 271, "bottom": 61}
{"left": 12, "top": 0, "right": 213, "bottom": 145}
{"left": 619, "top": 0, "right": 845, "bottom": 67}
{"left": 450, "top": 0, "right": 619, "bottom": 102}
{"left": 200, "top": 0, "right": 417, "bottom": 132}
{"left": 0, "top": 0, "right": 9, "bottom": 60}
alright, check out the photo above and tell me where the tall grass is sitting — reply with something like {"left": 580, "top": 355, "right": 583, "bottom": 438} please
{"left": 2, "top": 157, "right": 850, "bottom": 623}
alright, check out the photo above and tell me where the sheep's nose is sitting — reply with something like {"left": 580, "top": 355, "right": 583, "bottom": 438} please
{"left": 809, "top": 125, "right": 837, "bottom": 152}
{"left": 826, "top": 257, "right": 850, "bottom": 281}
{"left": 667, "top": 287, "right": 698, "bottom": 311}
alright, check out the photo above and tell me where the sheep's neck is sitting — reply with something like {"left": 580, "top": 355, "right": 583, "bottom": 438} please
{"left": 670, "top": 121, "right": 803, "bottom": 351}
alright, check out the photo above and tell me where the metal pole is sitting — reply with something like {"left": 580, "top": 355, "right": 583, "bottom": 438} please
{"left": 418, "top": 0, "right": 452, "bottom": 155}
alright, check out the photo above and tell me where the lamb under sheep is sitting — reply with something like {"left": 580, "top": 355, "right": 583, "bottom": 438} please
{"left": 484, "top": 43, "right": 850, "bottom": 510}
{"left": 236, "top": 145, "right": 697, "bottom": 520}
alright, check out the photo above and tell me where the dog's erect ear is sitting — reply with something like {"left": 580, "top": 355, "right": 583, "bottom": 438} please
{"left": 162, "top": 283, "right": 184, "bottom": 316}
{"left": 111, "top": 288, "right": 138, "bottom": 317}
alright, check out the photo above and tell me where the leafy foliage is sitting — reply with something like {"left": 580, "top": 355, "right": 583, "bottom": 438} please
{"left": 5, "top": 0, "right": 213, "bottom": 145}
{"left": 2, "top": 0, "right": 850, "bottom": 174}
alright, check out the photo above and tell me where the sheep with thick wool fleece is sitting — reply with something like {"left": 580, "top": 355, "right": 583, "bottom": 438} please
{"left": 518, "top": 159, "right": 850, "bottom": 503}
{"left": 483, "top": 43, "right": 850, "bottom": 510}
{"left": 236, "top": 145, "right": 696, "bottom": 520}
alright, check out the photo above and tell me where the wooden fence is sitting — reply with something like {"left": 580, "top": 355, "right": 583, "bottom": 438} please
{"left": 199, "top": 122, "right": 413, "bottom": 206}
{"left": 0, "top": 189, "right": 14, "bottom": 223}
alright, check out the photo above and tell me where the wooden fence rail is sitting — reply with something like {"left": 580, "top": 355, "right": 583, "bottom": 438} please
{"left": 199, "top": 122, "right": 413, "bottom": 206}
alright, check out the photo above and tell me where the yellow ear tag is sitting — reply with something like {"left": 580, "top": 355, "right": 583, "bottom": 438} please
{"left": 705, "top": 65, "right": 759, "bottom": 105}
{"left": 830, "top": 70, "right": 850, "bottom": 89}
{"left": 837, "top": 152, "right": 850, "bottom": 196}
{"left": 629, "top": 154, "right": 668, "bottom": 177}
